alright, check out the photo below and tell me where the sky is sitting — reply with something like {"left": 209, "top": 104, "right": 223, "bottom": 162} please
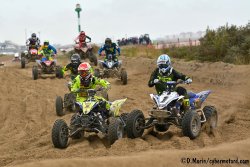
{"left": 0, "top": 0, "right": 249, "bottom": 45}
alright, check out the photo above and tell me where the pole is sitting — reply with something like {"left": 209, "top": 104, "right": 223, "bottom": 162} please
{"left": 75, "top": 4, "right": 82, "bottom": 33}
{"left": 77, "top": 12, "right": 81, "bottom": 32}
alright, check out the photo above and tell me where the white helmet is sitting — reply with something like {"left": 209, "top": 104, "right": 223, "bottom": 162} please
{"left": 157, "top": 54, "right": 172, "bottom": 75}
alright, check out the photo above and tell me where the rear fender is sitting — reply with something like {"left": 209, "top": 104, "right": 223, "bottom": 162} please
{"left": 110, "top": 98, "right": 127, "bottom": 116}
{"left": 196, "top": 90, "right": 211, "bottom": 103}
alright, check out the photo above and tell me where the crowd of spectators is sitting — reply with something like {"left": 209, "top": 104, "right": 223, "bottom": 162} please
{"left": 117, "top": 34, "right": 151, "bottom": 46}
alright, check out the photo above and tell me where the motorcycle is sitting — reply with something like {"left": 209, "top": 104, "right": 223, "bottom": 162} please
{"left": 125, "top": 80, "right": 218, "bottom": 139}
{"left": 32, "top": 53, "right": 63, "bottom": 80}
{"left": 52, "top": 88, "right": 128, "bottom": 148}
{"left": 21, "top": 45, "right": 39, "bottom": 68}
{"left": 74, "top": 42, "right": 98, "bottom": 66}
{"left": 94, "top": 54, "right": 128, "bottom": 85}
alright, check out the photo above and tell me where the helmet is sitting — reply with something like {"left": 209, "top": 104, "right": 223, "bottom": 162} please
{"left": 31, "top": 33, "right": 36, "bottom": 38}
{"left": 44, "top": 40, "right": 49, "bottom": 48}
{"left": 71, "top": 54, "right": 80, "bottom": 66}
{"left": 157, "top": 54, "right": 172, "bottom": 75}
{"left": 105, "top": 38, "right": 112, "bottom": 45}
{"left": 78, "top": 62, "right": 92, "bottom": 87}
{"left": 80, "top": 31, "right": 85, "bottom": 35}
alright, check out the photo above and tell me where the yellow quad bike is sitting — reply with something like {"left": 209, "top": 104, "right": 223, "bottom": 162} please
{"left": 52, "top": 88, "right": 128, "bottom": 148}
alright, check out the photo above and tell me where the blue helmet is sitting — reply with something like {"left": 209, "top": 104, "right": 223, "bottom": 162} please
{"left": 157, "top": 54, "right": 172, "bottom": 75}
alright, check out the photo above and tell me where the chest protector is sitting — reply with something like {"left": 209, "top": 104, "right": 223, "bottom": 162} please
{"left": 79, "top": 78, "right": 95, "bottom": 97}
{"left": 157, "top": 72, "right": 174, "bottom": 82}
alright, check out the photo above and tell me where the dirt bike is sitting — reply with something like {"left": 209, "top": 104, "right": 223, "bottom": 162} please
{"left": 74, "top": 42, "right": 97, "bottom": 66}
{"left": 32, "top": 53, "right": 63, "bottom": 80}
{"left": 21, "top": 45, "right": 39, "bottom": 68}
{"left": 52, "top": 88, "right": 128, "bottom": 148}
{"left": 126, "top": 80, "right": 218, "bottom": 139}
{"left": 94, "top": 54, "right": 128, "bottom": 85}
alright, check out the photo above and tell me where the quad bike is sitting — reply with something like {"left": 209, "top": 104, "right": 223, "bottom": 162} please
{"left": 32, "top": 55, "right": 63, "bottom": 80}
{"left": 74, "top": 42, "right": 97, "bottom": 66}
{"left": 126, "top": 80, "right": 218, "bottom": 139}
{"left": 21, "top": 46, "right": 39, "bottom": 68}
{"left": 94, "top": 54, "right": 128, "bottom": 85}
{"left": 52, "top": 88, "right": 128, "bottom": 148}
{"left": 55, "top": 81, "right": 109, "bottom": 116}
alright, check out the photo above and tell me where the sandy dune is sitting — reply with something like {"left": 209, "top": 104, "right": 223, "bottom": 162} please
{"left": 0, "top": 55, "right": 249, "bottom": 167}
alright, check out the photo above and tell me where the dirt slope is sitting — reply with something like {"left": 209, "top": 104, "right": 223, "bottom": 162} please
{"left": 0, "top": 56, "right": 250, "bottom": 167}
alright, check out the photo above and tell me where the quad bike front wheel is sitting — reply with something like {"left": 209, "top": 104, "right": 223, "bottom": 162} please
{"left": 55, "top": 66, "right": 63, "bottom": 78}
{"left": 51, "top": 119, "right": 69, "bottom": 148}
{"left": 126, "top": 110, "right": 145, "bottom": 138}
{"left": 120, "top": 68, "right": 127, "bottom": 85}
{"left": 32, "top": 66, "right": 38, "bottom": 80}
{"left": 107, "top": 117, "right": 124, "bottom": 145}
{"left": 21, "top": 57, "right": 26, "bottom": 68}
{"left": 182, "top": 110, "right": 201, "bottom": 139}
{"left": 89, "top": 52, "right": 98, "bottom": 66}
{"left": 94, "top": 69, "right": 101, "bottom": 78}
{"left": 56, "top": 96, "right": 65, "bottom": 116}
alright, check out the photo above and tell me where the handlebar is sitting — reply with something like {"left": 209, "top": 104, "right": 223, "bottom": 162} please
{"left": 164, "top": 80, "right": 184, "bottom": 85}
{"left": 73, "top": 87, "right": 105, "bottom": 94}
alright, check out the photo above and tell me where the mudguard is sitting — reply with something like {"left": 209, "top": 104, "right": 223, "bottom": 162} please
{"left": 110, "top": 98, "right": 127, "bottom": 117}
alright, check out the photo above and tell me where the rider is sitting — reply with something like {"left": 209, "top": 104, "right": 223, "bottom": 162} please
{"left": 148, "top": 54, "right": 192, "bottom": 110}
{"left": 38, "top": 40, "right": 57, "bottom": 61}
{"left": 26, "top": 33, "right": 40, "bottom": 50}
{"left": 71, "top": 62, "right": 111, "bottom": 115}
{"left": 62, "top": 54, "right": 82, "bottom": 80}
{"left": 74, "top": 31, "right": 91, "bottom": 49}
{"left": 98, "top": 38, "right": 121, "bottom": 62}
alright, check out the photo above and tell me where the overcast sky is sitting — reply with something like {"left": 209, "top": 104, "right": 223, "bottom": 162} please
{"left": 0, "top": 0, "right": 249, "bottom": 45}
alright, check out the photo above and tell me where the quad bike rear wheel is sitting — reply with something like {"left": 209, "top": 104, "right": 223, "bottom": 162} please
{"left": 64, "top": 93, "right": 76, "bottom": 112}
{"left": 21, "top": 57, "right": 26, "bottom": 68}
{"left": 56, "top": 96, "right": 64, "bottom": 116}
{"left": 107, "top": 117, "right": 124, "bottom": 145}
{"left": 182, "top": 110, "right": 201, "bottom": 139}
{"left": 32, "top": 66, "right": 38, "bottom": 80}
{"left": 126, "top": 110, "right": 145, "bottom": 138}
{"left": 121, "top": 68, "right": 127, "bottom": 85}
{"left": 203, "top": 106, "right": 218, "bottom": 129}
{"left": 51, "top": 119, "right": 69, "bottom": 148}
